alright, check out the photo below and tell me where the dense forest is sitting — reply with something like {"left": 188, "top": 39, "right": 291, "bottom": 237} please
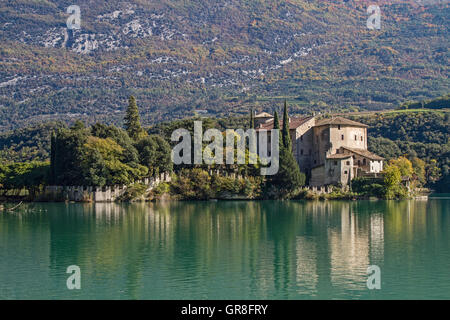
{"left": 350, "top": 110, "right": 448, "bottom": 177}
{"left": 0, "top": 94, "right": 448, "bottom": 199}
{"left": 0, "top": 0, "right": 449, "bottom": 129}
{"left": 0, "top": 97, "right": 307, "bottom": 199}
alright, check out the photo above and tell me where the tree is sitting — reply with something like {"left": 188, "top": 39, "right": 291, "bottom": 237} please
{"left": 50, "top": 132, "right": 57, "bottom": 184}
{"left": 282, "top": 100, "right": 291, "bottom": 150}
{"left": 410, "top": 157, "right": 426, "bottom": 186}
{"left": 50, "top": 124, "right": 148, "bottom": 187}
{"left": 426, "top": 159, "right": 441, "bottom": 183}
{"left": 80, "top": 136, "right": 148, "bottom": 186}
{"left": 434, "top": 173, "right": 450, "bottom": 193}
{"left": 0, "top": 161, "right": 49, "bottom": 197}
{"left": 389, "top": 156, "right": 413, "bottom": 177}
{"left": 273, "top": 111, "right": 280, "bottom": 130}
{"left": 91, "top": 123, "right": 140, "bottom": 166}
{"left": 383, "top": 163, "right": 407, "bottom": 199}
{"left": 384, "top": 165, "right": 401, "bottom": 188}
{"left": 71, "top": 120, "right": 86, "bottom": 131}
{"left": 124, "top": 96, "right": 146, "bottom": 141}
{"left": 368, "top": 136, "right": 401, "bottom": 159}
{"left": 135, "top": 135, "right": 173, "bottom": 176}
{"left": 271, "top": 102, "right": 305, "bottom": 194}
{"left": 51, "top": 127, "right": 88, "bottom": 185}
{"left": 250, "top": 109, "right": 254, "bottom": 129}
{"left": 275, "top": 146, "right": 306, "bottom": 191}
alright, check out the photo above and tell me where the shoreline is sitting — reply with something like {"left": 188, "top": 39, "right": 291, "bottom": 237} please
{"left": 1, "top": 194, "right": 441, "bottom": 204}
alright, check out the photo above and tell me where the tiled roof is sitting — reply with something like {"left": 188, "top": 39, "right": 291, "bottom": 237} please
{"left": 342, "top": 147, "right": 384, "bottom": 160}
{"left": 256, "top": 116, "right": 314, "bottom": 130}
{"left": 327, "top": 153, "right": 353, "bottom": 159}
{"left": 254, "top": 112, "right": 273, "bottom": 118}
{"left": 315, "top": 116, "right": 368, "bottom": 128}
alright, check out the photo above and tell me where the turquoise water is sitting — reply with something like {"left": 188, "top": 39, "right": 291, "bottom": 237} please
{"left": 0, "top": 200, "right": 449, "bottom": 300}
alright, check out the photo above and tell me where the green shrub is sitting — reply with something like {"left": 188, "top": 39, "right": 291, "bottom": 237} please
{"left": 116, "top": 183, "right": 147, "bottom": 202}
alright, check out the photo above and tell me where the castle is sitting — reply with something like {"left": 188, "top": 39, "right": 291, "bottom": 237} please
{"left": 254, "top": 112, "right": 384, "bottom": 187}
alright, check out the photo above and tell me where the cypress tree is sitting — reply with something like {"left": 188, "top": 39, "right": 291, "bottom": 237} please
{"left": 271, "top": 101, "right": 305, "bottom": 195}
{"left": 282, "top": 100, "right": 291, "bottom": 150}
{"left": 124, "top": 96, "right": 145, "bottom": 141}
{"left": 50, "top": 131, "right": 56, "bottom": 184}
{"left": 273, "top": 111, "right": 280, "bottom": 130}
{"left": 250, "top": 108, "right": 254, "bottom": 129}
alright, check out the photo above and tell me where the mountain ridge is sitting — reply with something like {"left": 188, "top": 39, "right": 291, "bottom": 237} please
{"left": 0, "top": 0, "right": 448, "bottom": 130}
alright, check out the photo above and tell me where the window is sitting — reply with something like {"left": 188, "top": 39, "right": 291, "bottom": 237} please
{"left": 300, "top": 149, "right": 304, "bottom": 155}
{"left": 355, "top": 135, "right": 357, "bottom": 141}
{"left": 361, "top": 136, "right": 363, "bottom": 141}
{"left": 358, "top": 160, "right": 361, "bottom": 165}
{"left": 341, "top": 134, "right": 344, "bottom": 140}
{"left": 300, "top": 135, "right": 303, "bottom": 141}
{"left": 346, "top": 161, "right": 350, "bottom": 165}
{"left": 338, "top": 125, "right": 341, "bottom": 130}
{"left": 344, "top": 170, "right": 348, "bottom": 174}
{"left": 363, "top": 159, "right": 366, "bottom": 165}
{"left": 334, "top": 161, "right": 337, "bottom": 166}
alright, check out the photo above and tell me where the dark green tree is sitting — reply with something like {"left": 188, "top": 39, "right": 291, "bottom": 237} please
{"left": 71, "top": 120, "right": 86, "bottom": 131}
{"left": 51, "top": 127, "right": 88, "bottom": 185}
{"left": 80, "top": 136, "right": 147, "bottom": 186}
{"left": 124, "top": 96, "right": 146, "bottom": 141}
{"left": 50, "top": 132, "right": 57, "bottom": 184}
{"left": 276, "top": 146, "right": 305, "bottom": 191}
{"left": 91, "top": 123, "right": 140, "bottom": 166}
{"left": 0, "top": 161, "right": 49, "bottom": 197}
{"left": 271, "top": 101, "right": 305, "bottom": 194}
{"left": 250, "top": 109, "right": 254, "bottom": 129}
{"left": 135, "top": 135, "right": 173, "bottom": 176}
{"left": 273, "top": 111, "right": 280, "bottom": 130}
{"left": 282, "top": 100, "right": 291, "bottom": 150}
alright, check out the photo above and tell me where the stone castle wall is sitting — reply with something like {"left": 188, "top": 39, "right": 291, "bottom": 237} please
{"left": 43, "top": 172, "right": 171, "bottom": 202}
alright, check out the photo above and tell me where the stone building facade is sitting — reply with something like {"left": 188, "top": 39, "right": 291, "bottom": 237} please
{"left": 255, "top": 113, "right": 384, "bottom": 187}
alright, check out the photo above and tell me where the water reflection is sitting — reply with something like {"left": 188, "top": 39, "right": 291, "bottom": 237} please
{"left": 0, "top": 200, "right": 448, "bottom": 299}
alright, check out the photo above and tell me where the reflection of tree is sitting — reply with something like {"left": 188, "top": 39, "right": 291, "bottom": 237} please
{"left": 0, "top": 204, "right": 52, "bottom": 298}
{"left": 262, "top": 201, "right": 301, "bottom": 298}
{"left": 4, "top": 199, "right": 449, "bottom": 299}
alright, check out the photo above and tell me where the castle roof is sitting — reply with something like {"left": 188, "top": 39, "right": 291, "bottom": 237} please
{"left": 327, "top": 153, "right": 353, "bottom": 159}
{"left": 342, "top": 147, "right": 384, "bottom": 161}
{"left": 256, "top": 116, "right": 314, "bottom": 130}
{"left": 254, "top": 112, "right": 273, "bottom": 118}
{"left": 315, "top": 116, "right": 368, "bottom": 128}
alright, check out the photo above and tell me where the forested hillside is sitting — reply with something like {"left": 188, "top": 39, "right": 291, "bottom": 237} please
{"left": 349, "top": 109, "right": 449, "bottom": 189}
{"left": 1, "top": 107, "right": 448, "bottom": 188}
{"left": 0, "top": 121, "right": 65, "bottom": 162}
{"left": 0, "top": 0, "right": 449, "bottom": 130}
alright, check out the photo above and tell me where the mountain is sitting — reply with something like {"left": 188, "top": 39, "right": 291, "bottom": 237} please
{"left": 0, "top": 0, "right": 449, "bottom": 130}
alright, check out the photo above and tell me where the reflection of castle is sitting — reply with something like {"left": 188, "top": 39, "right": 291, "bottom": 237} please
{"left": 255, "top": 112, "right": 384, "bottom": 186}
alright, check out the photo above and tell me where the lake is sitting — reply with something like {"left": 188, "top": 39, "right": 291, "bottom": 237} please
{"left": 0, "top": 200, "right": 449, "bottom": 299}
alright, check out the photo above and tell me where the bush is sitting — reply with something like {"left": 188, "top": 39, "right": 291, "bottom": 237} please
{"left": 169, "top": 169, "right": 264, "bottom": 200}
{"left": 170, "top": 169, "right": 214, "bottom": 200}
{"left": 352, "top": 177, "right": 384, "bottom": 198}
{"left": 116, "top": 183, "right": 148, "bottom": 202}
